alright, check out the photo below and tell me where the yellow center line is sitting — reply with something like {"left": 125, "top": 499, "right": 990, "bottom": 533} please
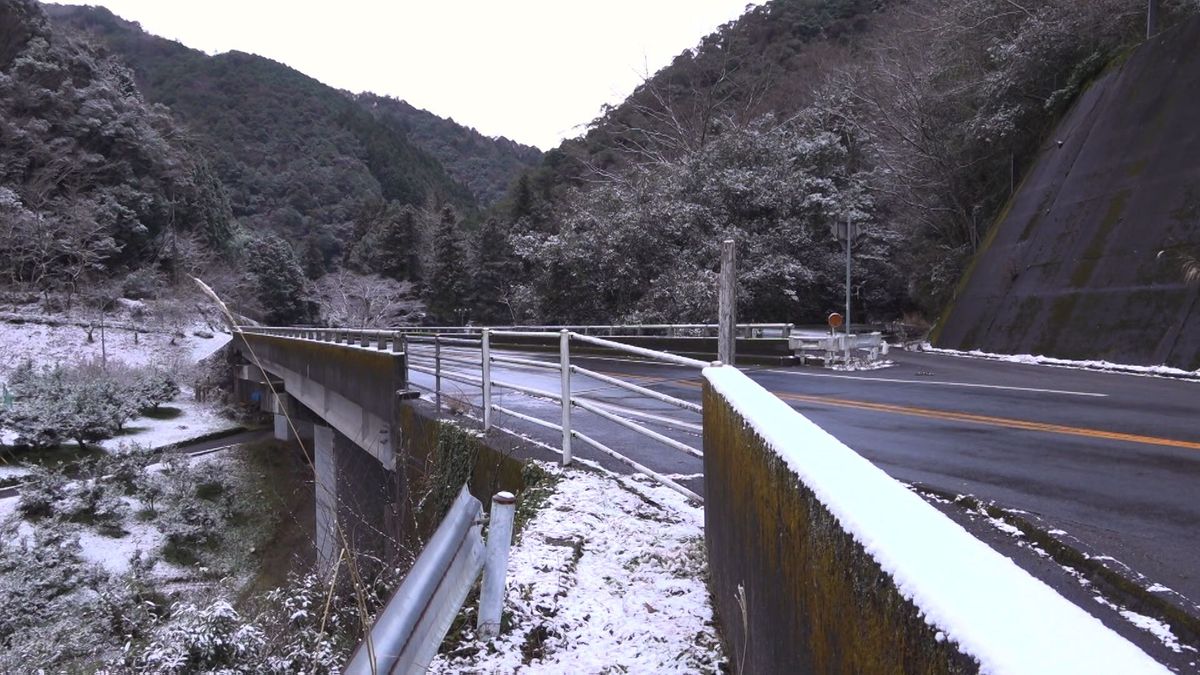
{"left": 593, "top": 368, "right": 1200, "bottom": 452}
{"left": 775, "top": 392, "right": 1200, "bottom": 451}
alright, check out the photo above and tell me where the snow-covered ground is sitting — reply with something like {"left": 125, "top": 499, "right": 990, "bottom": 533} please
{"left": 430, "top": 463, "right": 724, "bottom": 674}
{"left": 0, "top": 313, "right": 230, "bottom": 378}
{"left": 100, "top": 394, "right": 239, "bottom": 453}
{"left": 918, "top": 343, "right": 1200, "bottom": 380}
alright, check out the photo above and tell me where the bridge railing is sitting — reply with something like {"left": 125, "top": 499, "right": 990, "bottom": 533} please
{"left": 252, "top": 322, "right": 794, "bottom": 339}
{"left": 238, "top": 325, "right": 713, "bottom": 501}
{"left": 404, "top": 328, "right": 707, "bottom": 502}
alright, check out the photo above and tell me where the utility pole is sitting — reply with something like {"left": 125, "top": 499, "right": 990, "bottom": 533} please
{"left": 719, "top": 239, "right": 736, "bottom": 366}
{"left": 1147, "top": 0, "right": 1160, "bottom": 38}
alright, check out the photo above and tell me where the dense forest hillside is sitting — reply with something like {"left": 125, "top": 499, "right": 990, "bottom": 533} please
{"left": 496, "top": 0, "right": 1200, "bottom": 326}
{"left": 0, "top": 0, "right": 233, "bottom": 296}
{"left": 0, "top": 1, "right": 546, "bottom": 326}
{"left": 45, "top": 5, "right": 476, "bottom": 264}
{"left": 358, "top": 94, "right": 542, "bottom": 207}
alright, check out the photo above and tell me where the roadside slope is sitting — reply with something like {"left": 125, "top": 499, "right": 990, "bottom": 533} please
{"left": 934, "top": 16, "right": 1200, "bottom": 369}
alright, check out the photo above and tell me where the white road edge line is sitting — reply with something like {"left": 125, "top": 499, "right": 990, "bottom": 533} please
{"left": 762, "top": 370, "right": 1108, "bottom": 398}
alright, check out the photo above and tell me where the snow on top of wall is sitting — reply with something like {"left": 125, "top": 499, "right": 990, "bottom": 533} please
{"left": 703, "top": 365, "right": 1168, "bottom": 675}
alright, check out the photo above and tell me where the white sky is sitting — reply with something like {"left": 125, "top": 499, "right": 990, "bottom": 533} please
{"left": 53, "top": 1, "right": 765, "bottom": 150}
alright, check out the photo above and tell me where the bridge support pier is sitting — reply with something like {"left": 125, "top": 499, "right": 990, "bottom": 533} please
{"left": 273, "top": 414, "right": 289, "bottom": 442}
{"left": 314, "top": 424, "right": 338, "bottom": 573}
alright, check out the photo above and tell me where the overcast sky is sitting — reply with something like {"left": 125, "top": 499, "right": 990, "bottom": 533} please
{"left": 54, "top": 1, "right": 764, "bottom": 150}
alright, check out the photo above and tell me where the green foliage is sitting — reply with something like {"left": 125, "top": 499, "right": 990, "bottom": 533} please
{"left": 472, "top": 218, "right": 517, "bottom": 322}
{"left": 48, "top": 4, "right": 481, "bottom": 253}
{"left": 425, "top": 207, "right": 471, "bottom": 322}
{"left": 348, "top": 199, "right": 420, "bottom": 280}
{"left": 359, "top": 94, "right": 543, "bottom": 207}
{"left": 244, "top": 233, "right": 313, "bottom": 325}
{"left": 0, "top": 0, "right": 234, "bottom": 291}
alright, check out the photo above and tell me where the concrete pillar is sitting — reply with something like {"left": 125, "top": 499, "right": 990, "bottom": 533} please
{"left": 273, "top": 413, "right": 289, "bottom": 441}
{"left": 314, "top": 425, "right": 338, "bottom": 573}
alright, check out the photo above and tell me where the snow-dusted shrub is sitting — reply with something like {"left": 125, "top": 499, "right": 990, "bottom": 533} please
{"left": 4, "top": 361, "right": 145, "bottom": 450}
{"left": 16, "top": 464, "right": 67, "bottom": 517}
{"left": 158, "top": 500, "right": 222, "bottom": 564}
{"left": 17, "top": 463, "right": 126, "bottom": 527}
{"left": 135, "top": 369, "right": 180, "bottom": 410}
{"left": 126, "top": 599, "right": 266, "bottom": 673}
{"left": 0, "top": 523, "right": 103, "bottom": 642}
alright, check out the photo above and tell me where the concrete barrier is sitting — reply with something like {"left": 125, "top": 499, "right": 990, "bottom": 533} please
{"left": 702, "top": 366, "right": 1165, "bottom": 674}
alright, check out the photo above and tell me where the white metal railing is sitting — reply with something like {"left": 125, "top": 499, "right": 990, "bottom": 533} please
{"left": 239, "top": 325, "right": 711, "bottom": 501}
{"left": 251, "top": 322, "right": 794, "bottom": 340}
{"left": 410, "top": 328, "right": 707, "bottom": 502}
{"left": 789, "top": 331, "right": 889, "bottom": 367}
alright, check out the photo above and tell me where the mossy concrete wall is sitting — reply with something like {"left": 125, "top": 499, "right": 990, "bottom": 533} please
{"left": 935, "top": 17, "right": 1200, "bottom": 368}
{"left": 703, "top": 381, "right": 976, "bottom": 674}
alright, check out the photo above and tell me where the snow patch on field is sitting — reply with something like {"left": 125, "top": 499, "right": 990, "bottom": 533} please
{"left": 704, "top": 365, "right": 1167, "bottom": 674}
{"left": 100, "top": 395, "right": 237, "bottom": 453}
{"left": 918, "top": 343, "right": 1200, "bottom": 380}
{"left": 0, "top": 316, "right": 229, "bottom": 378}
{"left": 429, "top": 464, "right": 723, "bottom": 674}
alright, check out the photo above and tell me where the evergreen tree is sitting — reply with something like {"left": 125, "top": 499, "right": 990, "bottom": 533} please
{"left": 472, "top": 218, "right": 515, "bottom": 323}
{"left": 425, "top": 207, "right": 470, "bottom": 323}
{"left": 245, "top": 234, "right": 311, "bottom": 325}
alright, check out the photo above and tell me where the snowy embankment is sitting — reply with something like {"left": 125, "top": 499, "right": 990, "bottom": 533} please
{"left": 704, "top": 365, "right": 1167, "bottom": 674}
{"left": 919, "top": 343, "right": 1200, "bottom": 380}
{"left": 430, "top": 464, "right": 724, "bottom": 674}
{"left": 0, "top": 313, "right": 236, "bottom": 461}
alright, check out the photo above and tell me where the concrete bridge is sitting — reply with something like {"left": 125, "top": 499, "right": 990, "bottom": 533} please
{"left": 226, "top": 325, "right": 1185, "bottom": 672}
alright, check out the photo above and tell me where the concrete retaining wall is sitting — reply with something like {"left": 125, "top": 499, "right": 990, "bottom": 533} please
{"left": 702, "top": 366, "right": 1164, "bottom": 674}
{"left": 935, "top": 17, "right": 1200, "bottom": 368}
{"left": 703, "top": 379, "right": 975, "bottom": 673}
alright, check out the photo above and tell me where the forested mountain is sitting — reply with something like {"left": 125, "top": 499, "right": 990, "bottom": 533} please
{"left": 45, "top": 4, "right": 478, "bottom": 270}
{"left": 495, "top": 0, "right": 1200, "bottom": 325}
{"left": 0, "top": 0, "right": 233, "bottom": 296}
{"left": 358, "top": 94, "right": 542, "bottom": 207}
{"left": 0, "top": 1, "right": 543, "bottom": 326}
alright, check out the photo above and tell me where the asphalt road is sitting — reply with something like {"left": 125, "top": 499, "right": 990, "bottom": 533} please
{"left": 405, "top": 344, "right": 1200, "bottom": 611}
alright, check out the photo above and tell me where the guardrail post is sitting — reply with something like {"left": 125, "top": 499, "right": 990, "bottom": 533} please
{"left": 481, "top": 328, "right": 492, "bottom": 431}
{"left": 560, "top": 330, "right": 572, "bottom": 465}
{"left": 435, "top": 335, "right": 443, "bottom": 415}
{"left": 477, "top": 491, "right": 516, "bottom": 639}
{"left": 360, "top": 331, "right": 370, "bottom": 348}
{"left": 392, "top": 332, "right": 403, "bottom": 353}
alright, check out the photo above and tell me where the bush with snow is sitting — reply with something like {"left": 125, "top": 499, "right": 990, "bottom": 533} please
{"left": 1, "top": 358, "right": 181, "bottom": 452}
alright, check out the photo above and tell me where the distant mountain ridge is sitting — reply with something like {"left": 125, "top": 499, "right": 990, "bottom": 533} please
{"left": 358, "top": 94, "right": 542, "bottom": 208}
{"left": 44, "top": 3, "right": 539, "bottom": 231}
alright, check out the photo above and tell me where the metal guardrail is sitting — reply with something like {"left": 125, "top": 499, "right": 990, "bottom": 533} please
{"left": 345, "top": 485, "right": 516, "bottom": 674}
{"left": 789, "top": 331, "right": 888, "bottom": 367}
{"left": 249, "top": 322, "right": 795, "bottom": 341}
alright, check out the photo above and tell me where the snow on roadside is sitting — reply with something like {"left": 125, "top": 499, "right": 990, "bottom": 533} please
{"left": 430, "top": 463, "right": 723, "bottom": 674}
{"left": 918, "top": 343, "right": 1200, "bottom": 380}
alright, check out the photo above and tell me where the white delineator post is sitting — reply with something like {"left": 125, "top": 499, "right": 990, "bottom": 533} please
{"left": 481, "top": 328, "right": 492, "bottom": 431}
{"left": 719, "top": 239, "right": 736, "bottom": 366}
{"left": 477, "top": 491, "right": 517, "bottom": 639}
{"left": 560, "top": 329, "right": 572, "bottom": 465}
